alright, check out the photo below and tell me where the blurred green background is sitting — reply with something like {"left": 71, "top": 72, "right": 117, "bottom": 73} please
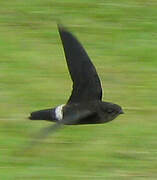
{"left": 0, "top": 0, "right": 157, "bottom": 179}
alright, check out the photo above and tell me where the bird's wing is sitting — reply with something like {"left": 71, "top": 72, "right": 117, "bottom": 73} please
{"left": 58, "top": 25, "right": 102, "bottom": 103}
{"left": 26, "top": 110, "right": 94, "bottom": 150}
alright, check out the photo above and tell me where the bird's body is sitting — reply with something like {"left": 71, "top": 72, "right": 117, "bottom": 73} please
{"left": 30, "top": 100, "right": 123, "bottom": 125}
{"left": 29, "top": 24, "right": 123, "bottom": 130}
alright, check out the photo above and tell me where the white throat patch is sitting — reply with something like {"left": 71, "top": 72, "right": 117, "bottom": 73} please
{"left": 55, "top": 104, "right": 64, "bottom": 121}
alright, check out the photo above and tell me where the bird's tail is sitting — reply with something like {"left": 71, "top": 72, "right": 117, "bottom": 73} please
{"left": 29, "top": 108, "right": 56, "bottom": 121}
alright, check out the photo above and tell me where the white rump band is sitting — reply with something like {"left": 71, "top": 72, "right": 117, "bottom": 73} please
{"left": 55, "top": 104, "right": 64, "bottom": 121}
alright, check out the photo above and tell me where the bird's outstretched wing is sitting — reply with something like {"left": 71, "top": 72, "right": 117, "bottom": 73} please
{"left": 58, "top": 25, "right": 102, "bottom": 104}
{"left": 25, "top": 110, "right": 94, "bottom": 150}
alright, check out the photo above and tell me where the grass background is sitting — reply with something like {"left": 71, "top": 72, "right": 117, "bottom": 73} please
{"left": 0, "top": 0, "right": 157, "bottom": 179}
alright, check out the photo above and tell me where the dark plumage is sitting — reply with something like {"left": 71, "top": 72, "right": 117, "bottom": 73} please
{"left": 29, "top": 24, "right": 124, "bottom": 138}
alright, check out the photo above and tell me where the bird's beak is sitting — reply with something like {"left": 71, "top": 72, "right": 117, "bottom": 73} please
{"left": 120, "top": 109, "right": 124, "bottom": 114}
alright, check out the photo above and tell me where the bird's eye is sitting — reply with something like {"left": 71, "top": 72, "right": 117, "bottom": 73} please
{"left": 107, "top": 109, "right": 114, "bottom": 113}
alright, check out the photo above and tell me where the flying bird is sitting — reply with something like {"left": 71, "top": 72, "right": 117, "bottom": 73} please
{"left": 29, "top": 24, "right": 124, "bottom": 140}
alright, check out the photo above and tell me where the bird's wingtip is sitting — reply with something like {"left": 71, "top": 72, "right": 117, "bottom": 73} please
{"left": 57, "top": 23, "right": 64, "bottom": 30}
{"left": 57, "top": 23, "right": 69, "bottom": 34}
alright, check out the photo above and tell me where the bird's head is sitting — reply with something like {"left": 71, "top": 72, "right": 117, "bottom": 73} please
{"left": 100, "top": 102, "right": 124, "bottom": 122}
